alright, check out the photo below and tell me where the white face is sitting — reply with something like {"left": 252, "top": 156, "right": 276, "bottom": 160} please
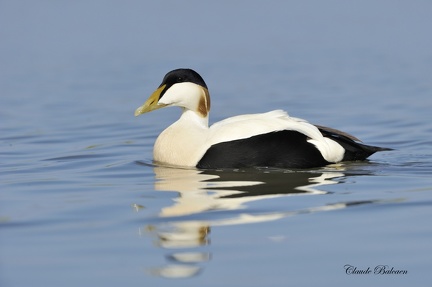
{"left": 158, "top": 82, "right": 205, "bottom": 111}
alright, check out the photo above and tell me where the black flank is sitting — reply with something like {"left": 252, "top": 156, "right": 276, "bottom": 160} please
{"left": 197, "top": 130, "right": 330, "bottom": 169}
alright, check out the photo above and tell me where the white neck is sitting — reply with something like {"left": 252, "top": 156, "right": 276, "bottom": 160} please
{"left": 179, "top": 108, "right": 209, "bottom": 129}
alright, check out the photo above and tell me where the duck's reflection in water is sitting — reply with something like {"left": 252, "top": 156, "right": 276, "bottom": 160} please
{"left": 139, "top": 165, "right": 353, "bottom": 278}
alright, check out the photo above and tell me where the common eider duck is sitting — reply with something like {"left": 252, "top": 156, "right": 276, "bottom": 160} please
{"left": 135, "top": 68, "right": 391, "bottom": 169}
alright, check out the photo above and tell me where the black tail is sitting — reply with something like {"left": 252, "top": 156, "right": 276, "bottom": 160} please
{"left": 340, "top": 141, "right": 392, "bottom": 161}
{"left": 317, "top": 127, "right": 393, "bottom": 161}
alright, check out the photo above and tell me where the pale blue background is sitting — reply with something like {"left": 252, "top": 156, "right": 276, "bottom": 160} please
{"left": 1, "top": 1, "right": 432, "bottom": 286}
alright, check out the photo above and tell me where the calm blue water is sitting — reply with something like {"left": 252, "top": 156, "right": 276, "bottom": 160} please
{"left": 1, "top": 1, "right": 432, "bottom": 286}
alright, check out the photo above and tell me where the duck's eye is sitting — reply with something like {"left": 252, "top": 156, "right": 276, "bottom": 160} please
{"left": 177, "top": 77, "right": 183, "bottom": 82}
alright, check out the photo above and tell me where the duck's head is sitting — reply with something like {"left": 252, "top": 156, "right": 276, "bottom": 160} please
{"left": 134, "top": 69, "right": 211, "bottom": 117}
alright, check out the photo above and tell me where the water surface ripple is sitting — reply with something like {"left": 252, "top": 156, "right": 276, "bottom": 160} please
{"left": 2, "top": 1, "right": 432, "bottom": 286}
